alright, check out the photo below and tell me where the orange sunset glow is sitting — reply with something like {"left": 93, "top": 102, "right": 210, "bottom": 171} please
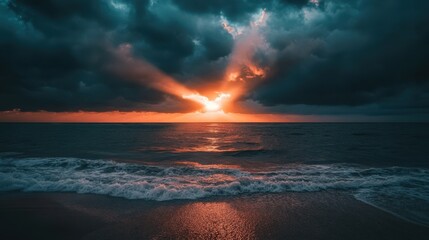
{"left": 0, "top": 10, "right": 274, "bottom": 123}
{"left": 0, "top": 110, "right": 320, "bottom": 122}
{"left": 99, "top": 9, "right": 272, "bottom": 121}
{"left": 182, "top": 92, "right": 231, "bottom": 113}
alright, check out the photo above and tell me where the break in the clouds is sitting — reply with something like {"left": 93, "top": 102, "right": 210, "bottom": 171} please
{"left": 0, "top": 0, "right": 428, "bottom": 118}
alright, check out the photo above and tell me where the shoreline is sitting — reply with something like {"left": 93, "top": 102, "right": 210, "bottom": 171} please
{"left": 353, "top": 194, "right": 429, "bottom": 228}
{"left": 1, "top": 191, "right": 427, "bottom": 240}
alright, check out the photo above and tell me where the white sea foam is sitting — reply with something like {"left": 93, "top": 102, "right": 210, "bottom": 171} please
{"left": 1, "top": 157, "right": 428, "bottom": 225}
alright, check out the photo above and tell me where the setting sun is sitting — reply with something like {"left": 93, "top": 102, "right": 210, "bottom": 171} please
{"left": 182, "top": 92, "right": 231, "bottom": 113}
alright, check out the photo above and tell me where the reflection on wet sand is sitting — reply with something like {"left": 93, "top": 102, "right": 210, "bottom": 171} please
{"left": 155, "top": 202, "right": 254, "bottom": 239}
{"left": 4, "top": 192, "right": 428, "bottom": 240}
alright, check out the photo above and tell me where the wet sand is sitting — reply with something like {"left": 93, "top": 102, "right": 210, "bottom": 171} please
{"left": 0, "top": 192, "right": 427, "bottom": 240}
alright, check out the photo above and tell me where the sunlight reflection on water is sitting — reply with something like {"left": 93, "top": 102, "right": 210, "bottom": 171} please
{"left": 138, "top": 123, "right": 263, "bottom": 153}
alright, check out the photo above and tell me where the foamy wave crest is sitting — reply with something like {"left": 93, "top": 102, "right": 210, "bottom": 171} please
{"left": 1, "top": 157, "right": 429, "bottom": 224}
{"left": 1, "top": 157, "right": 428, "bottom": 201}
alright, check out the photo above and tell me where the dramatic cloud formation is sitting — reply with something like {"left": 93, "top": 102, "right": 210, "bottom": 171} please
{"left": 0, "top": 0, "right": 428, "bottom": 120}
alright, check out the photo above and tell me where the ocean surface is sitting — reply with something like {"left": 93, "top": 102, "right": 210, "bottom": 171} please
{"left": 0, "top": 123, "right": 428, "bottom": 225}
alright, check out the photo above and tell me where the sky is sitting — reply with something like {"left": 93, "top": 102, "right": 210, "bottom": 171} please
{"left": 0, "top": 0, "right": 428, "bottom": 122}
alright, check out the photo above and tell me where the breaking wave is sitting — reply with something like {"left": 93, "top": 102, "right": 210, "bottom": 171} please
{"left": 1, "top": 157, "right": 428, "bottom": 225}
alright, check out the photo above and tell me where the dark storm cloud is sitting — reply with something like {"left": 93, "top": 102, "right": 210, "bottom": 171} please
{"left": 0, "top": 0, "right": 428, "bottom": 118}
{"left": 255, "top": 0, "right": 429, "bottom": 109}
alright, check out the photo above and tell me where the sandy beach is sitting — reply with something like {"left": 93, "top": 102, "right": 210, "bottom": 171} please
{"left": 0, "top": 192, "right": 427, "bottom": 240}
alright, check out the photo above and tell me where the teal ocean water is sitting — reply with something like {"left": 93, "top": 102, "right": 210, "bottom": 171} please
{"left": 1, "top": 123, "right": 428, "bottom": 225}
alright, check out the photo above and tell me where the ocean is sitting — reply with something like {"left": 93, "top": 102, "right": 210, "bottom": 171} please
{"left": 1, "top": 123, "right": 428, "bottom": 226}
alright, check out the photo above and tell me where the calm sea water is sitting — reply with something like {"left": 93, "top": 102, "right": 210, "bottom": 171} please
{"left": 0, "top": 123, "right": 428, "bottom": 225}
